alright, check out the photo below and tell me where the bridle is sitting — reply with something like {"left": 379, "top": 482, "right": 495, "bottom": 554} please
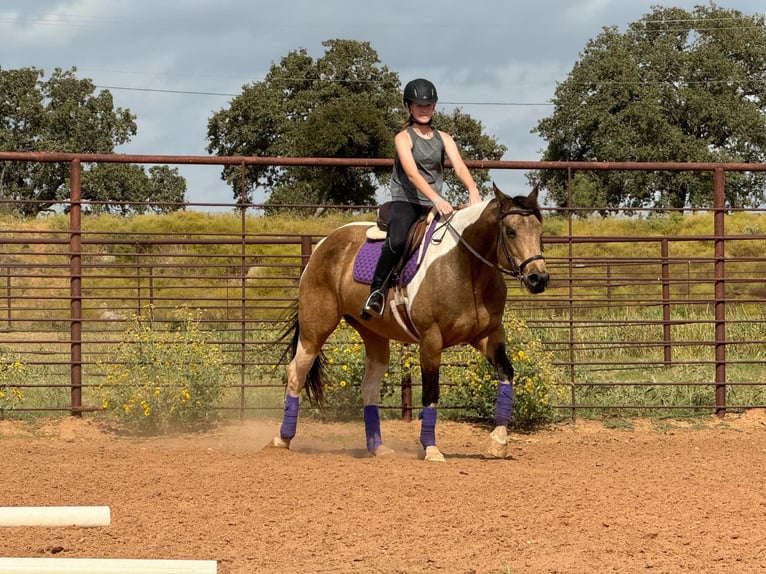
{"left": 439, "top": 208, "right": 545, "bottom": 279}
{"left": 496, "top": 208, "right": 546, "bottom": 277}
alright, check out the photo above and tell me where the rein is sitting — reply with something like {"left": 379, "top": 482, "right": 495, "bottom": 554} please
{"left": 438, "top": 208, "right": 545, "bottom": 278}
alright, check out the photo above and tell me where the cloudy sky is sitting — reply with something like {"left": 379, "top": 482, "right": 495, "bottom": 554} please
{"left": 1, "top": 0, "right": 762, "bottom": 208}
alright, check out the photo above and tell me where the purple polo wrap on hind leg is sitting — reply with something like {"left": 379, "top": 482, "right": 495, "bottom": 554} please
{"left": 363, "top": 405, "right": 383, "bottom": 453}
{"left": 494, "top": 382, "right": 513, "bottom": 427}
{"left": 419, "top": 406, "right": 437, "bottom": 448}
{"left": 279, "top": 395, "right": 299, "bottom": 440}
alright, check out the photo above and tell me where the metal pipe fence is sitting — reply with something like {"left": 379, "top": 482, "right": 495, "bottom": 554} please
{"left": 0, "top": 152, "right": 764, "bottom": 420}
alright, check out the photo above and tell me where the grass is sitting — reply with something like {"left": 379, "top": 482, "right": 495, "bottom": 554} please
{"left": 0, "top": 209, "right": 764, "bottom": 422}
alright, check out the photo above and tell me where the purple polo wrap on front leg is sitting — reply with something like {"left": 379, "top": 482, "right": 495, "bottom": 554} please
{"left": 279, "top": 394, "right": 299, "bottom": 440}
{"left": 363, "top": 405, "right": 382, "bottom": 453}
{"left": 494, "top": 382, "right": 513, "bottom": 427}
{"left": 419, "top": 406, "right": 437, "bottom": 448}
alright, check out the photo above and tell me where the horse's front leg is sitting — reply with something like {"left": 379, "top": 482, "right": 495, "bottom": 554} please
{"left": 482, "top": 338, "right": 515, "bottom": 459}
{"left": 419, "top": 334, "right": 445, "bottom": 462}
{"left": 357, "top": 328, "right": 395, "bottom": 457}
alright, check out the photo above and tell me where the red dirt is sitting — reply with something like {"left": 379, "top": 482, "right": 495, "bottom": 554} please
{"left": 2, "top": 412, "right": 766, "bottom": 573}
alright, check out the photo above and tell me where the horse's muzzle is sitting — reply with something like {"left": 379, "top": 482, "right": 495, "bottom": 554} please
{"left": 523, "top": 270, "right": 550, "bottom": 294}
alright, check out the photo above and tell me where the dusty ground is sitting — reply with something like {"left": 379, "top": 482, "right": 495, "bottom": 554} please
{"left": 1, "top": 411, "right": 766, "bottom": 573}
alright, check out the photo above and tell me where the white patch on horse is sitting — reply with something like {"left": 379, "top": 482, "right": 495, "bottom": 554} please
{"left": 406, "top": 200, "right": 490, "bottom": 302}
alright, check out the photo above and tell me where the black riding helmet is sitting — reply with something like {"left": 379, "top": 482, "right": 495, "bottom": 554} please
{"left": 403, "top": 78, "right": 438, "bottom": 105}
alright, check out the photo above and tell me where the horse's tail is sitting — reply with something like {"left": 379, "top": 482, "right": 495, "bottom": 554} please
{"left": 277, "top": 301, "right": 326, "bottom": 405}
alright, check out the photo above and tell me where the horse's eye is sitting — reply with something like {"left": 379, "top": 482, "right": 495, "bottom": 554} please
{"left": 505, "top": 228, "right": 516, "bottom": 238}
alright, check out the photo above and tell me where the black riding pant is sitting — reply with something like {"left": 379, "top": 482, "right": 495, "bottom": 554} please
{"left": 370, "top": 201, "right": 430, "bottom": 291}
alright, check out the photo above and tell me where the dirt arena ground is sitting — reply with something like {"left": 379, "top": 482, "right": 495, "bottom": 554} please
{"left": 1, "top": 411, "right": 766, "bottom": 573}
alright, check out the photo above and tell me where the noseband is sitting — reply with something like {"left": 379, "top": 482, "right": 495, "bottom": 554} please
{"left": 442, "top": 208, "right": 545, "bottom": 279}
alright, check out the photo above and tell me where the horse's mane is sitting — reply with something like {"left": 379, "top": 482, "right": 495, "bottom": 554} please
{"left": 509, "top": 193, "right": 543, "bottom": 222}
{"left": 454, "top": 193, "right": 543, "bottom": 229}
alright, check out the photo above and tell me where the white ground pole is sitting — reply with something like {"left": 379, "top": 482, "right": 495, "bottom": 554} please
{"left": 0, "top": 558, "right": 217, "bottom": 573}
{"left": 0, "top": 506, "right": 111, "bottom": 527}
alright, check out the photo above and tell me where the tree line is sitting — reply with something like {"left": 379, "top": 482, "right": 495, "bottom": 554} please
{"left": 534, "top": 2, "right": 766, "bottom": 212}
{"left": 0, "top": 67, "right": 186, "bottom": 216}
{"left": 2, "top": 3, "right": 764, "bottom": 216}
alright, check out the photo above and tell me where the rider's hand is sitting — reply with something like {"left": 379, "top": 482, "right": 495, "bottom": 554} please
{"left": 434, "top": 197, "right": 453, "bottom": 217}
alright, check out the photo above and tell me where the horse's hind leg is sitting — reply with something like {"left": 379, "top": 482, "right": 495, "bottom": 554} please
{"left": 272, "top": 306, "right": 340, "bottom": 450}
{"left": 354, "top": 324, "right": 395, "bottom": 457}
{"left": 271, "top": 339, "right": 318, "bottom": 448}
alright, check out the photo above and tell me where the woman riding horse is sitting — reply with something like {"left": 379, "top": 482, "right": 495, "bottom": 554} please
{"left": 362, "top": 78, "right": 482, "bottom": 318}
{"left": 272, "top": 182, "right": 549, "bottom": 461}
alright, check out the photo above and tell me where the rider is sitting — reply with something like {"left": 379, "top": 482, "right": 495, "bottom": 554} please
{"left": 361, "top": 78, "right": 482, "bottom": 318}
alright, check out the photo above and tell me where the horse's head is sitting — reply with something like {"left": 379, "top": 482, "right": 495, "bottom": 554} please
{"left": 493, "top": 183, "right": 549, "bottom": 294}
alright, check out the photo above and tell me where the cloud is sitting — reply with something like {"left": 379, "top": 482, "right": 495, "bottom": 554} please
{"left": 1, "top": 0, "right": 762, "bottom": 205}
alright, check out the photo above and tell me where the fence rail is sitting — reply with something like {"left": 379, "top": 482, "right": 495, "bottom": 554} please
{"left": 0, "top": 152, "right": 764, "bottom": 420}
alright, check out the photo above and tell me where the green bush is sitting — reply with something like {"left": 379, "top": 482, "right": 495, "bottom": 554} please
{"left": 0, "top": 353, "right": 25, "bottom": 417}
{"left": 317, "top": 320, "right": 400, "bottom": 420}
{"left": 319, "top": 332, "right": 365, "bottom": 420}
{"left": 441, "top": 319, "right": 563, "bottom": 430}
{"left": 98, "top": 307, "right": 229, "bottom": 434}
{"left": 314, "top": 317, "right": 561, "bottom": 429}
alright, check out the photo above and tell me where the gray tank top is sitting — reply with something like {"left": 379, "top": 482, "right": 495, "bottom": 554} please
{"left": 389, "top": 126, "right": 445, "bottom": 206}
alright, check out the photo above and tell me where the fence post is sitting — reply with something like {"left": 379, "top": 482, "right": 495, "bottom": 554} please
{"left": 661, "top": 239, "right": 672, "bottom": 366}
{"left": 300, "top": 236, "right": 313, "bottom": 271}
{"left": 3, "top": 266, "right": 9, "bottom": 329}
{"left": 69, "top": 160, "right": 83, "bottom": 417}
{"left": 135, "top": 258, "right": 142, "bottom": 314}
{"left": 238, "top": 163, "right": 248, "bottom": 420}
{"left": 566, "top": 167, "right": 577, "bottom": 421}
{"left": 713, "top": 168, "right": 727, "bottom": 416}
{"left": 400, "top": 372, "right": 412, "bottom": 422}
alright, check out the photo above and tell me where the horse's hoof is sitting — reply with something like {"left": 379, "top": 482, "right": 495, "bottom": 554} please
{"left": 374, "top": 444, "right": 395, "bottom": 458}
{"left": 270, "top": 436, "right": 291, "bottom": 449}
{"left": 424, "top": 445, "right": 446, "bottom": 462}
{"left": 486, "top": 428, "right": 509, "bottom": 459}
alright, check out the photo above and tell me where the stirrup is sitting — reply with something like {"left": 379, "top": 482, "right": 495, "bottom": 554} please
{"left": 362, "top": 290, "right": 385, "bottom": 318}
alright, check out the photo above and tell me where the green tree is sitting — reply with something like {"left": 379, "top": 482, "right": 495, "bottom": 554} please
{"left": 533, "top": 3, "right": 766, "bottom": 212}
{"left": 207, "top": 39, "right": 506, "bottom": 211}
{"left": 0, "top": 66, "right": 186, "bottom": 216}
{"left": 79, "top": 163, "right": 187, "bottom": 215}
{"left": 434, "top": 108, "right": 507, "bottom": 205}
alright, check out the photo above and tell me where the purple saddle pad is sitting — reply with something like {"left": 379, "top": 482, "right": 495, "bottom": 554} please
{"left": 352, "top": 220, "right": 438, "bottom": 286}
{"left": 353, "top": 240, "right": 419, "bottom": 286}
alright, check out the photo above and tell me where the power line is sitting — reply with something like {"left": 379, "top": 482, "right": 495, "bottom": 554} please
{"left": 93, "top": 84, "right": 555, "bottom": 106}
{"left": 95, "top": 85, "right": 235, "bottom": 97}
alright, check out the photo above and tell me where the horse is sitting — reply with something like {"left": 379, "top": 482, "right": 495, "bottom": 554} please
{"left": 271, "top": 183, "right": 549, "bottom": 461}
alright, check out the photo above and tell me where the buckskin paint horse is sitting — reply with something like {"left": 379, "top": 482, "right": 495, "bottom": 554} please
{"left": 272, "top": 184, "right": 549, "bottom": 461}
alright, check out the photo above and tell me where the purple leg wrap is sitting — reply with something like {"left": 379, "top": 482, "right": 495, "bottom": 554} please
{"left": 419, "top": 406, "right": 437, "bottom": 448}
{"left": 279, "top": 395, "right": 299, "bottom": 440}
{"left": 363, "top": 405, "right": 383, "bottom": 453}
{"left": 494, "top": 382, "right": 513, "bottom": 427}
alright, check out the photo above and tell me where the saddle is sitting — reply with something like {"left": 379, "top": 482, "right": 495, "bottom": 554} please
{"left": 365, "top": 201, "right": 434, "bottom": 263}
{"left": 355, "top": 204, "right": 440, "bottom": 341}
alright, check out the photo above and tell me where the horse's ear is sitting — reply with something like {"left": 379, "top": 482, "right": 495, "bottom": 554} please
{"left": 492, "top": 182, "right": 508, "bottom": 202}
{"left": 529, "top": 183, "right": 540, "bottom": 204}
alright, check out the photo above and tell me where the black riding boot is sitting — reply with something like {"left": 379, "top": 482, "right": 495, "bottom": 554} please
{"left": 361, "top": 242, "right": 401, "bottom": 318}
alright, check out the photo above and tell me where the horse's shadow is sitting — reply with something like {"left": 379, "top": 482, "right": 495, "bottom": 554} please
{"left": 293, "top": 446, "right": 371, "bottom": 458}
{"left": 286, "top": 445, "right": 515, "bottom": 461}
{"left": 445, "top": 452, "right": 516, "bottom": 461}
